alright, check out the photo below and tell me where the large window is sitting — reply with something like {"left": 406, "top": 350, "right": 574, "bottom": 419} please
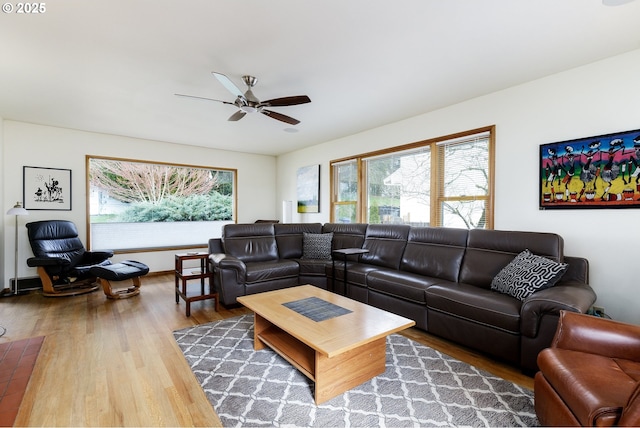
{"left": 87, "top": 156, "right": 236, "bottom": 252}
{"left": 332, "top": 159, "right": 359, "bottom": 223}
{"left": 330, "top": 126, "right": 494, "bottom": 228}
{"left": 437, "top": 132, "right": 492, "bottom": 228}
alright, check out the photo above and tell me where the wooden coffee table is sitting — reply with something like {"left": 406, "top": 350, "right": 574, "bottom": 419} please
{"left": 236, "top": 285, "right": 415, "bottom": 404}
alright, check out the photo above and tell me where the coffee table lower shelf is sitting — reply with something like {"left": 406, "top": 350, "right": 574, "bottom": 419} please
{"left": 253, "top": 313, "right": 386, "bottom": 404}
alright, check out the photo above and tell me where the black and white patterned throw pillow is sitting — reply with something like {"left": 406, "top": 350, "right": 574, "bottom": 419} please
{"left": 301, "top": 232, "right": 333, "bottom": 260}
{"left": 491, "top": 249, "right": 568, "bottom": 301}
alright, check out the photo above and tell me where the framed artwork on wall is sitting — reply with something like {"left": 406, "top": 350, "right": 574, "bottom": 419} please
{"left": 23, "top": 166, "right": 72, "bottom": 210}
{"left": 297, "top": 164, "right": 320, "bottom": 213}
{"left": 539, "top": 128, "right": 640, "bottom": 209}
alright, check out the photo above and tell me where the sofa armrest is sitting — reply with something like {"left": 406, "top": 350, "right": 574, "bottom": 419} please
{"left": 209, "top": 253, "right": 247, "bottom": 283}
{"left": 520, "top": 281, "right": 597, "bottom": 337}
{"left": 551, "top": 310, "right": 640, "bottom": 360}
{"left": 82, "top": 250, "right": 114, "bottom": 264}
{"left": 26, "top": 256, "right": 71, "bottom": 268}
{"left": 562, "top": 255, "right": 589, "bottom": 283}
{"left": 209, "top": 253, "right": 248, "bottom": 305}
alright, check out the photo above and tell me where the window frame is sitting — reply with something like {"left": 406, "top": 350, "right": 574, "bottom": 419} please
{"left": 331, "top": 158, "right": 361, "bottom": 223}
{"left": 86, "top": 155, "right": 237, "bottom": 253}
{"left": 330, "top": 126, "right": 495, "bottom": 228}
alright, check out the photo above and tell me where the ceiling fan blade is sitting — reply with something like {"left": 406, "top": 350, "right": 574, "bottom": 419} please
{"left": 175, "top": 93, "right": 233, "bottom": 105}
{"left": 228, "top": 110, "right": 246, "bottom": 121}
{"left": 212, "top": 72, "right": 244, "bottom": 98}
{"left": 260, "top": 95, "right": 311, "bottom": 107}
{"left": 261, "top": 110, "right": 300, "bottom": 125}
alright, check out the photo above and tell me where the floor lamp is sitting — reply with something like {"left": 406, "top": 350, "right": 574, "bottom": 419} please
{"left": 5, "top": 202, "right": 29, "bottom": 296}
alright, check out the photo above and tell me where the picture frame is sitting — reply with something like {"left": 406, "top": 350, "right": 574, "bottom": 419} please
{"left": 23, "top": 166, "right": 72, "bottom": 210}
{"left": 297, "top": 164, "right": 320, "bottom": 213}
{"left": 539, "top": 128, "right": 640, "bottom": 209}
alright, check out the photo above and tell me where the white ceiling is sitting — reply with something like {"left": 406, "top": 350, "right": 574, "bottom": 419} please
{"left": 1, "top": 0, "right": 639, "bottom": 156}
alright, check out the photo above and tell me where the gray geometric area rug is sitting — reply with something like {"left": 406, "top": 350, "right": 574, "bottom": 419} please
{"left": 173, "top": 315, "right": 537, "bottom": 427}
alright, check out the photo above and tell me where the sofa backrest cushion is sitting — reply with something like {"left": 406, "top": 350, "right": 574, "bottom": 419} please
{"left": 562, "top": 256, "right": 589, "bottom": 284}
{"left": 221, "top": 223, "right": 278, "bottom": 263}
{"left": 360, "top": 224, "right": 410, "bottom": 270}
{"left": 274, "top": 223, "right": 323, "bottom": 259}
{"left": 322, "top": 223, "right": 368, "bottom": 250}
{"left": 459, "top": 229, "right": 564, "bottom": 289}
{"left": 401, "top": 227, "right": 468, "bottom": 282}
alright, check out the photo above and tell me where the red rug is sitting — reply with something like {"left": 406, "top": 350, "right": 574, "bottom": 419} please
{"left": 0, "top": 336, "right": 45, "bottom": 427}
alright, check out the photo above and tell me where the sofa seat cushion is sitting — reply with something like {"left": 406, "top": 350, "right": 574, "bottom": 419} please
{"left": 245, "top": 260, "right": 299, "bottom": 283}
{"left": 296, "top": 258, "right": 331, "bottom": 276}
{"left": 538, "top": 348, "right": 640, "bottom": 426}
{"left": 367, "top": 270, "right": 444, "bottom": 304}
{"left": 332, "top": 262, "right": 381, "bottom": 287}
{"left": 426, "top": 283, "right": 521, "bottom": 333}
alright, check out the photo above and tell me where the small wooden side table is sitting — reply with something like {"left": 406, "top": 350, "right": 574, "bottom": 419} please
{"left": 175, "top": 252, "right": 219, "bottom": 317}
{"left": 331, "top": 248, "right": 369, "bottom": 294}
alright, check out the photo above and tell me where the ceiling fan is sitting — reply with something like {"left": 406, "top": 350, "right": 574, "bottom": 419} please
{"left": 176, "top": 72, "right": 311, "bottom": 125}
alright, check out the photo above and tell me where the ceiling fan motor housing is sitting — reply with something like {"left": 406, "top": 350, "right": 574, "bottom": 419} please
{"left": 242, "top": 75, "right": 258, "bottom": 87}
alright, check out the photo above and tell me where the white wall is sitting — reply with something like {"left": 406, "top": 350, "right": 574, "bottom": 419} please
{"left": 1, "top": 121, "right": 276, "bottom": 283}
{"left": 277, "top": 48, "right": 640, "bottom": 324}
{"left": 0, "top": 117, "right": 5, "bottom": 291}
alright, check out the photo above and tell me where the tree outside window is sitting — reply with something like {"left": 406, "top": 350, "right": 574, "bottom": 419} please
{"left": 330, "top": 126, "right": 494, "bottom": 229}
{"left": 332, "top": 160, "right": 358, "bottom": 223}
{"left": 438, "top": 136, "right": 490, "bottom": 229}
{"left": 87, "top": 156, "right": 236, "bottom": 251}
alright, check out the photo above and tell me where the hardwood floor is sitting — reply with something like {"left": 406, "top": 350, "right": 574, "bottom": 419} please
{"left": 0, "top": 274, "right": 533, "bottom": 426}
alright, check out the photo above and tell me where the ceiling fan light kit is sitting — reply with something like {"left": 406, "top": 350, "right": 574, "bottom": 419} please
{"left": 176, "top": 72, "right": 311, "bottom": 125}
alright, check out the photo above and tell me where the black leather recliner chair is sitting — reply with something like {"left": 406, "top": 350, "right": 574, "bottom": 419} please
{"left": 26, "top": 220, "right": 114, "bottom": 297}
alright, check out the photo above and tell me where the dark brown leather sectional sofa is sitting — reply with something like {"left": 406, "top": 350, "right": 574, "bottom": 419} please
{"left": 208, "top": 222, "right": 596, "bottom": 371}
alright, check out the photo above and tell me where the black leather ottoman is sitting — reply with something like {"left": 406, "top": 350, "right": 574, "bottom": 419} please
{"left": 90, "top": 260, "right": 149, "bottom": 299}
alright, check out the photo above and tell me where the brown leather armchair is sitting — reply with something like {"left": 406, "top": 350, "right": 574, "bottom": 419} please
{"left": 535, "top": 310, "right": 640, "bottom": 426}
